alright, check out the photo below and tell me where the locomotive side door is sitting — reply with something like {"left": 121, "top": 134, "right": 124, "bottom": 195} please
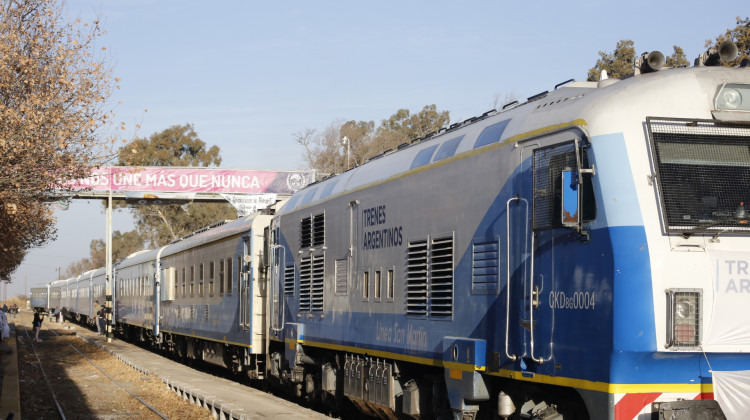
{"left": 508, "top": 134, "right": 587, "bottom": 365}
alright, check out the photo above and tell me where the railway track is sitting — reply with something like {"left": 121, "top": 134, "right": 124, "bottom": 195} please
{"left": 15, "top": 311, "right": 210, "bottom": 419}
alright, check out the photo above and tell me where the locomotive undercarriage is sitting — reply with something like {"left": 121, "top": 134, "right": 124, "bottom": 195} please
{"left": 268, "top": 340, "right": 590, "bottom": 420}
{"left": 269, "top": 341, "right": 462, "bottom": 419}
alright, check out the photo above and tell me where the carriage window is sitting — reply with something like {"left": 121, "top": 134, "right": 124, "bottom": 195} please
{"left": 374, "top": 270, "right": 382, "bottom": 300}
{"left": 181, "top": 268, "right": 186, "bottom": 298}
{"left": 219, "top": 260, "right": 225, "bottom": 295}
{"left": 209, "top": 261, "right": 215, "bottom": 296}
{"left": 387, "top": 269, "right": 394, "bottom": 300}
{"left": 190, "top": 266, "right": 195, "bottom": 296}
{"left": 199, "top": 263, "right": 204, "bottom": 297}
{"left": 227, "top": 257, "right": 233, "bottom": 295}
{"left": 362, "top": 270, "right": 370, "bottom": 300}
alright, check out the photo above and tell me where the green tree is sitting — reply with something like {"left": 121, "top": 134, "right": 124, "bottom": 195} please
{"left": 297, "top": 105, "right": 450, "bottom": 174}
{"left": 89, "top": 230, "right": 147, "bottom": 268}
{"left": 0, "top": 0, "right": 116, "bottom": 279}
{"left": 706, "top": 16, "right": 750, "bottom": 66}
{"left": 587, "top": 40, "right": 636, "bottom": 81}
{"left": 666, "top": 46, "right": 690, "bottom": 68}
{"left": 588, "top": 41, "right": 691, "bottom": 81}
{"left": 375, "top": 105, "right": 450, "bottom": 152}
{"left": 117, "top": 124, "right": 237, "bottom": 246}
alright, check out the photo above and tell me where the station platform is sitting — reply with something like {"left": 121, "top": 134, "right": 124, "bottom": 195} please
{"left": 0, "top": 322, "right": 20, "bottom": 420}
{"left": 75, "top": 327, "right": 329, "bottom": 420}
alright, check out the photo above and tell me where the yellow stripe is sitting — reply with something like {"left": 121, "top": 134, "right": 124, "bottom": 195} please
{"left": 444, "top": 361, "right": 486, "bottom": 372}
{"left": 499, "top": 119, "right": 588, "bottom": 146}
{"left": 285, "top": 338, "right": 712, "bottom": 395}
{"left": 487, "top": 369, "right": 713, "bottom": 394}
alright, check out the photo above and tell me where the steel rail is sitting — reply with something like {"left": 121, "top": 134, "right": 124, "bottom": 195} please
{"left": 43, "top": 326, "right": 171, "bottom": 420}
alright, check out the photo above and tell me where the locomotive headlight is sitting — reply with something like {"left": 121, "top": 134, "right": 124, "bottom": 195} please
{"left": 666, "top": 289, "right": 702, "bottom": 349}
{"left": 675, "top": 298, "right": 694, "bottom": 319}
{"left": 715, "top": 83, "right": 750, "bottom": 111}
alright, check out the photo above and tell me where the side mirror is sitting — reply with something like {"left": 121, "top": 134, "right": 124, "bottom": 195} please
{"left": 561, "top": 170, "right": 580, "bottom": 227}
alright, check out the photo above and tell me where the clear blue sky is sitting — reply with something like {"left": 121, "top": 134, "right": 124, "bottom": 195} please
{"left": 5, "top": 0, "right": 746, "bottom": 299}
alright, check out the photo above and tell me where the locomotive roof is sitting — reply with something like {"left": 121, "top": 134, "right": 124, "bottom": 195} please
{"left": 279, "top": 79, "right": 598, "bottom": 213}
{"left": 280, "top": 65, "right": 750, "bottom": 214}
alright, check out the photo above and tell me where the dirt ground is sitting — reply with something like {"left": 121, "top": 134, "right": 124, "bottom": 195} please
{"left": 14, "top": 310, "right": 212, "bottom": 420}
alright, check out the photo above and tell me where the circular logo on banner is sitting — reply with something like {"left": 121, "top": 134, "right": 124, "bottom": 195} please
{"left": 286, "top": 173, "right": 307, "bottom": 192}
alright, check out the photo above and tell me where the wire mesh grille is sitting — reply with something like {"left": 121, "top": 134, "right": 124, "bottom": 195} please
{"left": 669, "top": 290, "right": 701, "bottom": 348}
{"left": 648, "top": 117, "right": 750, "bottom": 232}
{"left": 532, "top": 142, "right": 577, "bottom": 230}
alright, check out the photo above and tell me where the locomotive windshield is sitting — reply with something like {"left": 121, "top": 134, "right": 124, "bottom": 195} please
{"left": 647, "top": 117, "right": 750, "bottom": 233}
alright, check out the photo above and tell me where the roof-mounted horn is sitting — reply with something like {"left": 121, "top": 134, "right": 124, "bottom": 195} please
{"left": 634, "top": 51, "right": 665, "bottom": 74}
{"left": 695, "top": 40, "right": 739, "bottom": 66}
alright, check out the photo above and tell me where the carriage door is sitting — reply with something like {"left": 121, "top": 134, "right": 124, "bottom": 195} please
{"left": 269, "top": 219, "right": 284, "bottom": 340}
{"left": 240, "top": 235, "right": 252, "bottom": 330}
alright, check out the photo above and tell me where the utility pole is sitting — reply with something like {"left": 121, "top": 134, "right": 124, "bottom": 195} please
{"left": 105, "top": 167, "right": 113, "bottom": 342}
{"left": 342, "top": 136, "right": 350, "bottom": 170}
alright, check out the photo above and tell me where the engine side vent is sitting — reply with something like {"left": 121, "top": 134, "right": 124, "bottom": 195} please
{"left": 299, "top": 256, "right": 312, "bottom": 312}
{"left": 406, "top": 240, "right": 428, "bottom": 316}
{"left": 335, "top": 258, "right": 348, "bottom": 295}
{"left": 429, "top": 236, "right": 454, "bottom": 317}
{"left": 311, "top": 254, "right": 325, "bottom": 312}
{"left": 284, "top": 264, "right": 295, "bottom": 296}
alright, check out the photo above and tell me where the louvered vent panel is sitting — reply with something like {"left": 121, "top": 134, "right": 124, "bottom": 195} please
{"left": 300, "top": 217, "right": 312, "bottom": 248}
{"left": 284, "top": 264, "right": 295, "bottom": 295}
{"left": 429, "top": 236, "right": 454, "bottom": 317}
{"left": 312, "top": 213, "right": 325, "bottom": 246}
{"left": 406, "top": 240, "right": 428, "bottom": 316}
{"left": 311, "top": 254, "right": 325, "bottom": 312}
{"left": 299, "top": 256, "right": 312, "bottom": 312}
{"left": 335, "top": 258, "right": 348, "bottom": 295}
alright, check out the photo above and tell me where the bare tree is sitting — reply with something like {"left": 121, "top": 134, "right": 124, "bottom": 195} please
{"left": 0, "top": 0, "right": 118, "bottom": 279}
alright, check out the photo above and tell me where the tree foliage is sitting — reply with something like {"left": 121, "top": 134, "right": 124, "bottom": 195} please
{"left": 706, "top": 16, "right": 750, "bottom": 66}
{"left": 116, "top": 124, "right": 237, "bottom": 246}
{"left": 62, "top": 230, "right": 146, "bottom": 277}
{"left": 297, "top": 105, "right": 450, "bottom": 174}
{"left": 0, "top": 0, "right": 116, "bottom": 279}
{"left": 587, "top": 41, "right": 690, "bottom": 81}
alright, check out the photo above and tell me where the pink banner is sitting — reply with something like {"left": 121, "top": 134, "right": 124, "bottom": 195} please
{"left": 66, "top": 167, "right": 313, "bottom": 195}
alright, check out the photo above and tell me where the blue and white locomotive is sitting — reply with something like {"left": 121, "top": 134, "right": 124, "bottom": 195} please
{"left": 35, "top": 42, "right": 750, "bottom": 419}
{"left": 267, "top": 43, "right": 750, "bottom": 420}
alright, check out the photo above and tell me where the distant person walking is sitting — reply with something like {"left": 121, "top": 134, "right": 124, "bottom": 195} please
{"left": 97, "top": 305, "right": 106, "bottom": 335}
{"left": 0, "top": 309, "right": 9, "bottom": 343}
{"left": 94, "top": 300, "right": 102, "bottom": 334}
{"left": 33, "top": 311, "right": 43, "bottom": 342}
